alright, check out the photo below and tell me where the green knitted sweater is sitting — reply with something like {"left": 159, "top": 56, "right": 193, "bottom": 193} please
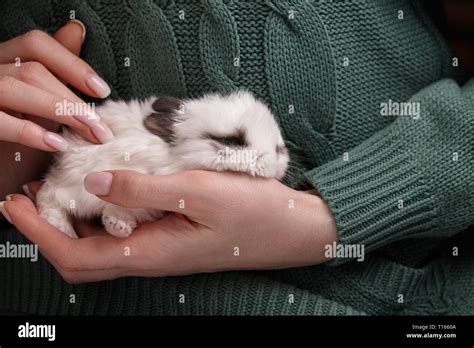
{"left": 0, "top": 0, "right": 473, "bottom": 315}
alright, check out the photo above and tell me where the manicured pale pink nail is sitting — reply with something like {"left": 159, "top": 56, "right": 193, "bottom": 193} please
{"left": 68, "top": 19, "right": 86, "bottom": 42}
{"left": 0, "top": 201, "right": 13, "bottom": 224}
{"left": 43, "top": 132, "right": 68, "bottom": 151}
{"left": 74, "top": 108, "right": 101, "bottom": 127}
{"left": 85, "top": 73, "right": 111, "bottom": 99}
{"left": 84, "top": 172, "right": 113, "bottom": 196}
{"left": 22, "top": 184, "right": 35, "bottom": 201}
{"left": 91, "top": 121, "right": 114, "bottom": 143}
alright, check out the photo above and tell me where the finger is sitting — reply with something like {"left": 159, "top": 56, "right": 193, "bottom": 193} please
{"left": 18, "top": 214, "right": 126, "bottom": 283}
{"left": 0, "top": 75, "right": 113, "bottom": 143}
{"left": 0, "top": 62, "right": 83, "bottom": 104}
{"left": 0, "top": 29, "right": 111, "bottom": 99}
{"left": 39, "top": 247, "right": 124, "bottom": 284}
{"left": 0, "top": 110, "right": 69, "bottom": 151}
{"left": 6, "top": 193, "right": 36, "bottom": 212}
{"left": 3, "top": 200, "right": 127, "bottom": 271}
{"left": 4, "top": 199, "right": 73, "bottom": 250}
{"left": 58, "top": 267, "right": 125, "bottom": 284}
{"left": 53, "top": 21, "right": 113, "bottom": 144}
{"left": 54, "top": 20, "right": 85, "bottom": 56}
{"left": 83, "top": 170, "right": 215, "bottom": 215}
{"left": 0, "top": 63, "right": 101, "bottom": 143}
{"left": 0, "top": 76, "right": 102, "bottom": 128}
{"left": 22, "top": 181, "right": 41, "bottom": 200}
{"left": 53, "top": 20, "right": 103, "bottom": 143}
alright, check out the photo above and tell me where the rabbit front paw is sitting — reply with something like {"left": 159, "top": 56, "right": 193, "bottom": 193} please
{"left": 102, "top": 214, "right": 136, "bottom": 238}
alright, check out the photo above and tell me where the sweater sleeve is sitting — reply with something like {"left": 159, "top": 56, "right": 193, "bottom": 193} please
{"left": 304, "top": 79, "right": 474, "bottom": 265}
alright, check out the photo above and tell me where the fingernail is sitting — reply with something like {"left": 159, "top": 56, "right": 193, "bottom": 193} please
{"left": 91, "top": 122, "right": 114, "bottom": 143}
{"left": 85, "top": 73, "right": 111, "bottom": 99}
{"left": 22, "top": 184, "right": 35, "bottom": 201}
{"left": 43, "top": 132, "right": 69, "bottom": 152}
{"left": 5, "top": 194, "right": 14, "bottom": 201}
{"left": 84, "top": 172, "right": 113, "bottom": 196}
{"left": 0, "top": 201, "right": 13, "bottom": 224}
{"left": 68, "top": 19, "right": 86, "bottom": 43}
{"left": 74, "top": 107, "right": 101, "bottom": 127}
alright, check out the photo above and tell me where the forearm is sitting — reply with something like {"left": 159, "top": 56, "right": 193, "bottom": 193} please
{"left": 305, "top": 79, "right": 474, "bottom": 264}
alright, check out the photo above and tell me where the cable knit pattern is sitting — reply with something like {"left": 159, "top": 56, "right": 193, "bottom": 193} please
{"left": 0, "top": 0, "right": 472, "bottom": 315}
{"left": 199, "top": 0, "right": 240, "bottom": 94}
{"left": 126, "top": 0, "right": 187, "bottom": 98}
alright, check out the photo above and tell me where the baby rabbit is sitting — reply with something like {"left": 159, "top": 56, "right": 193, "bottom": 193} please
{"left": 36, "top": 91, "right": 289, "bottom": 238}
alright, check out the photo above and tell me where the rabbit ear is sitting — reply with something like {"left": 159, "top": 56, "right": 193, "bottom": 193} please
{"left": 144, "top": 96, "right": 183, "bottom": 144}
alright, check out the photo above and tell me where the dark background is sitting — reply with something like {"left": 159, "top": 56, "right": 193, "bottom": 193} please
{"left": 443, "top": 0, "right": 474, "bottom": 75}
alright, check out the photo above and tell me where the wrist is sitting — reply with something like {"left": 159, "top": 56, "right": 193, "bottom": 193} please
{"left": 273, "top": 189, "right": 338, "bottom": 268}
{"left": 300, "top": 189, "right": 339, "bottom": 262}
{"left": 310, "top": 190, "right": 338, "bottom": 238}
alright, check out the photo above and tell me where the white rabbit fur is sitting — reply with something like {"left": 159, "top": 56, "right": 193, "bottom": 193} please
{"left": 36, "top": 90, "right": 289, "bottom": 238}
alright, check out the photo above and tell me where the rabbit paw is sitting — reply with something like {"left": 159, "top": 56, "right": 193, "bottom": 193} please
{"left": 102, "top": 214, "right": 136, "bottom": 238}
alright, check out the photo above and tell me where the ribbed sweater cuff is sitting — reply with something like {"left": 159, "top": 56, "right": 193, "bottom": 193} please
{"left": 304, "top": 128, "right": 438, "bottom": 266}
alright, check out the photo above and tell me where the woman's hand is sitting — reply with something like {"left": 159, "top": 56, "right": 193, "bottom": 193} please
{"left": 0, "top": 20, "right": 114, "bottom": 199}
{"left": 2, "top": 171, "right": 338, "bottom": 283}
{"left": 0, "top": 21, "right": 113, "bottom": 149}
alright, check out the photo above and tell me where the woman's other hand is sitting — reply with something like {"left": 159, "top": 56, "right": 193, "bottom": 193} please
{"left": 0, "top": 21, "right": 113, "bottom": 199}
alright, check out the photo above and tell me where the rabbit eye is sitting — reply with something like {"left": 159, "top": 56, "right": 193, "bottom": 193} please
{"left": 204, "top": 128, "right": 248, "bottom": 147}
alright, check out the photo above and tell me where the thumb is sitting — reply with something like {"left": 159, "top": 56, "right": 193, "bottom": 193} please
{"left": 54, "top": 19, "right": 86, "bottom": 56}
{"left": 83, "top": 170, "right": 208, "bottom": 215}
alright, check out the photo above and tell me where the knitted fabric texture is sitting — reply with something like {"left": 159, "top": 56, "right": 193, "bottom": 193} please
{"left": 0, "top": 0, "right": 472, "bottom": 315}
